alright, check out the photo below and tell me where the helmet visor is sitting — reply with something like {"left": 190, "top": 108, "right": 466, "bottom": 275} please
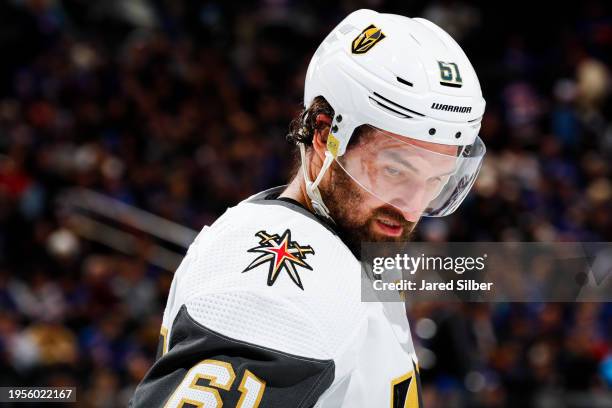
{"left": 335, "top": 125, "right": 485, "bottom": 222}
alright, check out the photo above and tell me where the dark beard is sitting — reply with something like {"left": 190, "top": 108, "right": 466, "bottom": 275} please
{"left": 320, "top": 162, "right": 416, "bottom": 260}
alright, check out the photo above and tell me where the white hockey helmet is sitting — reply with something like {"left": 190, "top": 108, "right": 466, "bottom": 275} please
{"left": 300, "top": 9, "right": 486, "bottom": 221}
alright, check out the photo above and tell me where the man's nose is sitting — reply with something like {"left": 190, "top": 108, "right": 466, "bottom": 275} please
{"left": 388, "top": 185, "right": 427, "bottom": 222}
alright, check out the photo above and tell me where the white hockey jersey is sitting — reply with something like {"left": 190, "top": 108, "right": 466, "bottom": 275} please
{"left": 130, "top": 186, "right": 422, "bottom": 408}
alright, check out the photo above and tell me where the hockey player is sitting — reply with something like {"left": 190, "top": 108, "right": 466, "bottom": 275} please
{"left": 131, "top": 8, "right": 486, "bottom": 408}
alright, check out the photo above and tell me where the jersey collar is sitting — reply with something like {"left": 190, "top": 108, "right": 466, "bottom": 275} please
{"left": 246, "top": 186, "right": 339, "bottom": 236}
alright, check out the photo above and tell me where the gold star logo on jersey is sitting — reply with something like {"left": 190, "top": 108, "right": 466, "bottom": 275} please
{"left": 243, "top": 230, "right": 315, "bottom": 290}
{"left": 351, "top": 24, "right": 386, "bottom": 54}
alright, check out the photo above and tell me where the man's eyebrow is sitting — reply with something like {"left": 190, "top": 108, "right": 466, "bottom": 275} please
{"left": 385, "top": 151, "right": 420, "bottom": 174}
{"left": 384, "top": 151, "right": 456, "bottom": 177}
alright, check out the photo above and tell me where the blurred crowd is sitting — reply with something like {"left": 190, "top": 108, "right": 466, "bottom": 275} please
{"left": 0, "top": 0, "right": 611, "bottom": 407}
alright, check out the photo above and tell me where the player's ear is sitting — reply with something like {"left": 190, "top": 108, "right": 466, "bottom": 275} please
{"left": 312, "top": 114, "right": 331, "bottom": 160}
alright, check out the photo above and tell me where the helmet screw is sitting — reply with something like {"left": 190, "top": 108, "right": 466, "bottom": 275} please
{"left": 332, "top": 125, "right": 339, "bottom": 133}
{"left": 336, "top": 115, "right": 343, "bottom": 122}
{"left": 455, "top": 132, "right": 462, "bottom": 139}
{"left": 429, "top": 128, "right": 436, "bottom": 135}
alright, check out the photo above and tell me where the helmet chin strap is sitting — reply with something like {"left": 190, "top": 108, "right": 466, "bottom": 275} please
{"left": 299, "top": 143, "right": 335, "bottom": 221}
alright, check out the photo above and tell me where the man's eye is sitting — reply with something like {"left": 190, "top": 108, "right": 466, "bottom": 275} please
{"left": 384, "top": 166, "right": 402, "bottom": 176}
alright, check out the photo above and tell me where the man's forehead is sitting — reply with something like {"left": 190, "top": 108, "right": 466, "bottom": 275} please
{"left": 359, "top": 126, "right": 460, "bottom": 156}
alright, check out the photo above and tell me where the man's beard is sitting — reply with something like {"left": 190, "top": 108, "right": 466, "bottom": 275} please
{"left": 320, "top": 162, "right": 417, "bottom": 259}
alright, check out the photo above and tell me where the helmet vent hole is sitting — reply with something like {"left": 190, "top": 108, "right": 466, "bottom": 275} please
{"left": 429, "top": 128, "right": 436, "bottom": 135}
{"left": 396, "top": 77, "right": 413, "bottom": 87}
{"left": 455, "top": 132, "right": 462, "bottom": 139}
{"left": 440, "top": 82, "right": 462, "bottom": 88}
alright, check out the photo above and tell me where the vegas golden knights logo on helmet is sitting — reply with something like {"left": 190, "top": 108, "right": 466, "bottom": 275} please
{"left": 351, "top": 24, "right": 386, "bottom": 54}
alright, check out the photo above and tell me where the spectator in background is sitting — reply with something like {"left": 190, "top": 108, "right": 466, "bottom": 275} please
{"left": 0, "top": 1, "right": 611, "bottom": 407}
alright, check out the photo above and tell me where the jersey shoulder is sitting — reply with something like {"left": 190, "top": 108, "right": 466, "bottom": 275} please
{"left": 182, "top": 193, "right": 360, "bottom": 297}
{"left": 166, "top": 193, "right": 367, "bottom": 359}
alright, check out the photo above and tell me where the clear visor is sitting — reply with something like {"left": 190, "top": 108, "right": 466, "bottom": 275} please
{"left": 335, "top": 125, "right": 486, "bottom": 222}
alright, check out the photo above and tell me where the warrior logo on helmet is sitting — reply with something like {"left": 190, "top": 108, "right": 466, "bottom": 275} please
{"left": 351, "top": 24, "right": 386, "bottom": 54}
